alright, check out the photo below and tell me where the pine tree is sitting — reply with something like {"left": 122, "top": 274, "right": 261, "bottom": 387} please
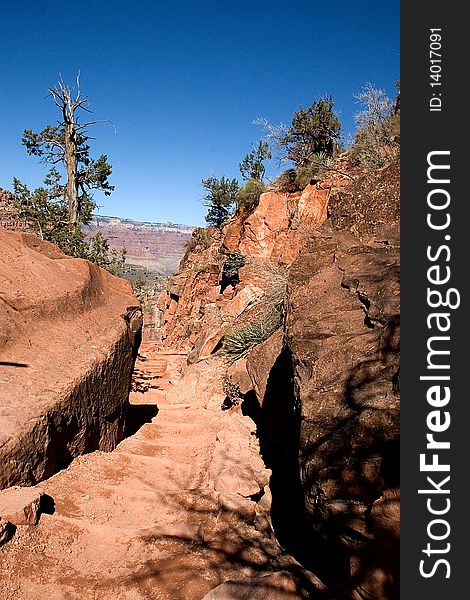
{"left": 14, "top": 75, "right": 122, "bottom": 268}
{"left": 284, "top": 96, "right": 342, "bottom": 166}
{"left": 202, "top": 176, "right": 239, "bottom": 227}
{"left": 239, "top": 140, "right": 271, "bottom": 181}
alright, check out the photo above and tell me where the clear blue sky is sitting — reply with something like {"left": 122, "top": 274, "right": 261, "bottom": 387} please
{"left": 0, "top": 1, "right": 399, "bottom": 226}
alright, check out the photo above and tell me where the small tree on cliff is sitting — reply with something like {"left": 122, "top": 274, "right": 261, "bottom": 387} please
{"left": 14, "top": 75, "right": 122, "bottom": 267}
{"left": 239, "top": 140, "right": 271, "bottom": 181}
{"left": 235, "top": 141, "right": 271, "bottom": 211}
{"left": 22, "top": 74, "right": 114, "bottom": 228}
{"left": 256, "top": 95, "right": 342, "bottom": 166}
{"left": 349, "top": 82, "right": 400, "bottom": 169}
{"left": 202, "top": 176, "right": 239, "bottom": 227}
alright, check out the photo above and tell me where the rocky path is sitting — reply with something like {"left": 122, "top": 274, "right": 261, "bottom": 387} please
{"left": 0, "top": 344, "right": 320, "bottom": 600}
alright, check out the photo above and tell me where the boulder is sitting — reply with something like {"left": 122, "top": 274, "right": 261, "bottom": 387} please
{"left": 222, "top": 283, "right": 264, "bottom": 320}
{"left": 238, "top": 191, "right": 296, "bottom": 263}
{"left": 210, "top": 415, "right": 270, "bottom": 498}
{"left": 0, "top": 485, "right": 45, "bottom": 525}
{"left": 0, "top": 229, "right": 142, "bottom": 489}
{"left": 296, "top": 184, "right": 329, "bottom": 230}
{"left": 226, "top": 359, "right": 253, "bottom": 395}
{"left": 246, "top": 329, "right": 284, "bottom": 405}
{"left": 187, "top": 327, "right": 224, "bottom": 364}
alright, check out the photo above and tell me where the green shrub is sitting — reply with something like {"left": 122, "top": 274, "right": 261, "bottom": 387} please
{"left": 223, "top": 309, "right": 282, "bottom": 362}
{"left": 239, "top": 140, "right": 271, "bottom": 181}
{"left": 257, "top": 261, "right": 288, "bottom": 309}
{"left": 294, "top": 152, "right": 335, "bottom": 188}
{"left": 255, "top": 96, "right": 342, "bottom": 167}
{"left": 202, "top": 175, "right": 239, "bottom": 227}
{"left": 221, "top": 376, "right": 243, "bottom": 409}
{"left": 236, "top": 179, "right": 266, "bottom": 209}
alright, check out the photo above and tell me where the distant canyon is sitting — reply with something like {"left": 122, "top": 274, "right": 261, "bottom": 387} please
{"left": 84, "top": 215, "right": 194, "bottom": 276}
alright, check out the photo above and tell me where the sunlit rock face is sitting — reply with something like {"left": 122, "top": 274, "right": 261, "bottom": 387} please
{"left": 0, "top": 229, "right": 142, "bottom": 489}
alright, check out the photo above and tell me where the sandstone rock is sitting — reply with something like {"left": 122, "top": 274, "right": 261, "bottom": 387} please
{"left": 167, "top": 298, "right": 178, "bottom": 315}
{"left": 230, "top": 185, "right": 330, "bottom": 266}
{"left": 222, "top": 215, "right": 244, "bottom": 253}
{"left": 226, "top": 359, "right": 253, "bottom": 395}
{"left": 156, "top": 290, "right": 169, "bottom": 311}
{"left": 212, "top": 454, "right": 268, "bottom": 498}
{"left": 0, "top": 229, "right": 142, "bottom": 489}
{"left": 246, "top": 329, "right": 284, "bottom": 405}
{"left": 167, "top": 273, "right": 189, "bottom": 298}
{"left": 371, "top": 488, "right": 400, "bottom": 540}
{"left": 187, "top": 327, "right": 224, "bottom": 364}
{"left": 238, "top": 191, "right": 294, "bottom": 262}
{"left": 257, "top": 484, "right": 273, "bottom": 513}
{"left": 296, "top": 184, "right": 329, "bottom": 229}
{"left": 286, "top": 223, "right": 399, "bottom": 501}
{"left": 350, "top": 489, "right": 400, "bottom": 600}
{"left": 211, "top": 415, "right": 270, "bottom": 498}
{"left": 222, "top": 283, "right": 264, "bottom": 320}
{"left": 154, "top": 181, "right": 335, "bottom": 350}
{"left": 281, "top": 162, "right": 400, "bottom": 598}
{"left": 202, "top": 571, "right": 304, "bottom": 600}
{"left": 218, "top": 492, "right": 256, "bottom": 522}
{"left": 0, "top": 486, "right": 45, "bottom": 525}
{"left": 328, "top": 160, "right": 400, "bottom": 244}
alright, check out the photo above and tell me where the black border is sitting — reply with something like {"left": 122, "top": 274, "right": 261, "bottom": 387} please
{"left": 401, "top": 3, "right": 467, "bottom": 596}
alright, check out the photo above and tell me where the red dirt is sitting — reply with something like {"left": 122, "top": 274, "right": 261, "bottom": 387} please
{"left": 0, "top": 343, "right": 318, "bottom": 599}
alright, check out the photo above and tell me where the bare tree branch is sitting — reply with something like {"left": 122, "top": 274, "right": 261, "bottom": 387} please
{"left": 23, "top": 73, "right": 114, "bottom": 229}
{"left": 75, "top": 70, "right": 81, "bottom": 104}
{"left": 76, "top": 119, "right": 117, "bottom": 134}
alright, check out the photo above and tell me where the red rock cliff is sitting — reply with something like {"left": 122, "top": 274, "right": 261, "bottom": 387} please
{"left": 153, "top": 158, "right": 400, "bottom": 599}
{"left": 0, "top": 230, "right": 142, "bottom": 489}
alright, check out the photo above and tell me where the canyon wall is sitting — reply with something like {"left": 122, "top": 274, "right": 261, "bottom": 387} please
{"left": 154, "top": 159, "right": 400, "bottom": 599}
{"left": 0, "top": 229, "right": 142, "bottom": 489}
{"left": 84, "top": 215, "right": 193, "bottom": 275}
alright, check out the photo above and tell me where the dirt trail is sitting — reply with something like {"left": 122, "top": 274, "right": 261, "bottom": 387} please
{"left": 0, "top": 343, "right": 318, "bottom": 600}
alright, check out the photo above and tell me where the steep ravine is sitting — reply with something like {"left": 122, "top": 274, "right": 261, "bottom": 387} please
{"left": 1, "top": 158, "right": 399, "bottom": 599}
{"left": 0, "top": 344, "right": 321, "bottom": 599}
{"left": 152, "top": 159, "right": 400, "bottom": 599}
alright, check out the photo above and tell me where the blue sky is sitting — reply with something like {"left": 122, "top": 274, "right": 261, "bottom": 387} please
{"left": 0, "top": 1, "right": 399, "bottom": 226}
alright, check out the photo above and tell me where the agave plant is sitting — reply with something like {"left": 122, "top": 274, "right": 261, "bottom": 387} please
{"left": 223, "top": 310, "right": 282, "bottom": 362}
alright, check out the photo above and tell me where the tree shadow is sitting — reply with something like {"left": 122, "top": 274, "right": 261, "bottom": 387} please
{"left": 0, "top": 361, "right": 28, "bottom": 367}
{"left": 65, "top": 449, "right": 323, "bottom": 599}
{"left": 292, "top": 315, "right": 400, "bottom": 599}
